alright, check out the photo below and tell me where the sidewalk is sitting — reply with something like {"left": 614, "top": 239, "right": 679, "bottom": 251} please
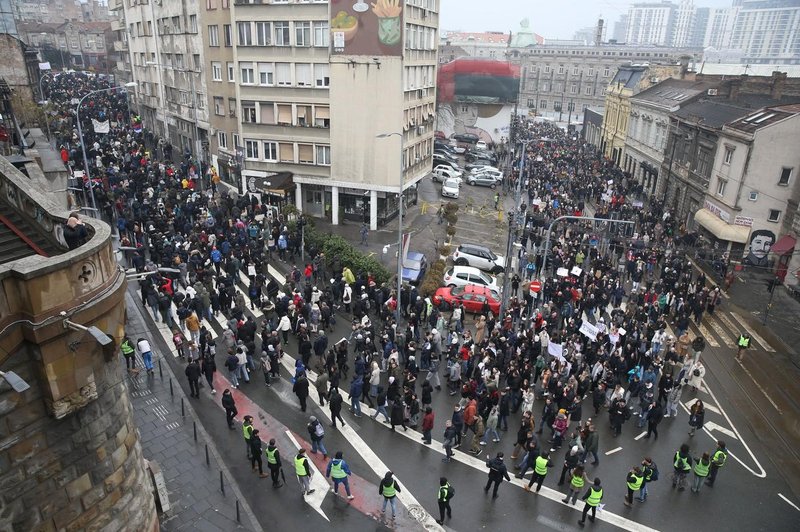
{"left": 123, "top": 292, "right": 259, "bottom": 532}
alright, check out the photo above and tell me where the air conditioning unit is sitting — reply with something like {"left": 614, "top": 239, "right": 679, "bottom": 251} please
{"left": 707, "top": 88, "right": 718, "bottom": 96}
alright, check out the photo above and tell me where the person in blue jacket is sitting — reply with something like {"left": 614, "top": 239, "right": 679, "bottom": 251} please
{"left": 326, "top": 451, "right": 355, "bottom": 500}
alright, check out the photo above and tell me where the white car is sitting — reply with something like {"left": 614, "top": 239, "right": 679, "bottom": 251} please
{"left": 443, "top": 265, "right": 500, "bottom": 293}
{"left": 432, "top": 165, "right": 463, "bottom": 183}
{"left": 452, "top": 243, "right": 505, "bottom": 274}
{"left": 475, "top": 140, "right": 489, "bottom": 151}
{"left": 449, "top": 142, "right": 466, "bottom": 154}
{"left": 468, "top": 165, "right": 499, "bottom": 175}
{"left": 471, "top": 169, "right": 503, "bottom": 182}
{"left": 441, "top": 177, "right": 460, "bottom": 198}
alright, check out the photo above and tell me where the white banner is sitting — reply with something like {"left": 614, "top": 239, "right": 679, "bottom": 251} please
{"left": 548, "top": 342, "right": 564, "bottom": 362}
{"left": 579, "top": 321, "right": 599, "bottom": 341}
{"left": 92, "top": 119, "right": 110, "bottom": 134}
{"left": 39, "top": 62, "right": 51, "bottom": 70}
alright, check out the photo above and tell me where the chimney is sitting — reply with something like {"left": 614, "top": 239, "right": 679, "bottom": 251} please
{"left": 729, "top": 77, "right": 742, "bottom": 101}
{"left": 771, "top": 71, "right": 787, "bottom": 100}
{"left": 596, "top": 18, "right": 604, "bottom": 45}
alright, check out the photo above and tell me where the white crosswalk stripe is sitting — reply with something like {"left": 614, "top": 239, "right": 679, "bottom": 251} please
{"left": 705, "top": 314, "right": 737, "bottom": 348}
{"left": 695, "top": 320, "right": 721, "bottom": 348}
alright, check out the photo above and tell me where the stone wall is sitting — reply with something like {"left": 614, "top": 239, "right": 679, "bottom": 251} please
{"left": 0, "top": 344, "right": 158, "bottom": 532}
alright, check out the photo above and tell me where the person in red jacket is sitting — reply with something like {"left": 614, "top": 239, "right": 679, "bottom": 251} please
{"left": 421, "top": 407, "right": 435, "bottom": 444}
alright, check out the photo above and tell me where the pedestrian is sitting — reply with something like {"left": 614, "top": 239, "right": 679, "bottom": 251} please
{"left": 436, "top": 477, "right": 454, "bottom": 525}
{"left": 120, "top": 335, "right": 138, "bottom": 373}
{"left": 577, "top": 478, "right": 603, "bottom": 527}
{"left": 638, "top": 457, "right": 658, "bottom": 502}
{"left": 691, "top": 452, "right": 711, "bottom": 493}
{"left": 442, "top": 420, "right": 457, "bottom": 462}
{"left": 688, "top": 400, "right": 705, "bottom": 436}
{"left": 184, "top": 358, "right": 202, "bottom": 397}
{"left": 222, "top": 388, "right": 237, "bottom": 429}
{"left": 265, "top": 438, "right": 284, "bottom": 488}
{"left": 379, "top": 471, "right": 401, "bottom": 520}
{"left": 225, "top": 350, "right": 240, "bottom": 388}
{"left": 348, "top": 374, "right": 364, "bottom": 417}
{"left": 624, "top": 466, "right": 644, "bottom": 506}
{"left": 672, "top": 443, "right": 693, "bottom": 491}
{"left": 644, "top": 402, "right": 663, "bottom": 440}
{"left": 484, "top": 452, "right": 511, "bottom": 499}
{"left": 481, "top": 405, "right": 501, "bottom": 445}
{"left": 201, "top": 351, "right": 216, "bottom": 394}
{"left": 421, "top": 406, "right": 434, "bottom": 444}
{"left": 706, "top": 440, "right": 727, "bottom": 487}
{"left": 250, "top": 429, "right": 269, "bottom": 478}
{"left": 136, "top": 337, "right": 155, "bottom": 375}
{"left": 326, "top": 451, "right": 355, "bottom": 499}
{"left": 581, "top": 424, "right": 600, "bottom": 466}
{"left": 307, "top": 416, "right": 329, "bottom": 459}
{"left": 665, "top": 383, "right": 683, "bottom": 418}
{"left": 558, "top": 446, "right": 582, "bottom": 486}
{"left": 293, "top": 372, "right": 310, "bottom": 412}
{"left": 242, "top": 415, "right": 254, "bottom": 459}
{"left": 315, "top": 366, "right": 329, "bottom": 406}
{"left": 295, "top": 448, "right": 316, "bottom": 497}
{"left": 371, "top": 386, "right": 391, "bottom": 424}
{"left": 525, "top": 450, "right": 553, "bottom": 493}
{"left": 562, "top": 465, "right": 588, "bottom": 505}
{"left": 736, "top": 333, "right": 751, "bottom": 361}
{"left": 390, "top": 399, "right": 407, "bottom": 432}
{"left": 360, "top": 223, "right": 369, "bottom": 246}
{"left": 493, "top": 192, "right": 500, "bottom": 209}
{"left": 329, "top": 388, "right": 346, "bottom": 428}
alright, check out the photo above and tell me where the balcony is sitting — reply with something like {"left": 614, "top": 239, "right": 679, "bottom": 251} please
{"left": 113, "top": 40, "right": 128, "bottom": 52}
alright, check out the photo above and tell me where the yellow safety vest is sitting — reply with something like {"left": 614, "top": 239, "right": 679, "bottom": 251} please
{"left": 674, "top": 452, "right": 690, "bottom": 471}
{"left": 586, "top": 487, "right": 603, "bottom": 507}
{"left": 265, "top": 448, "right": 277, "bottom": 464}
{"left": 694, "top": 460, "right": 710, "bottom": 477}
{"left": 570, "top": 474, "right": 585, "bottom": 489}
{"left": 534, "top": 456, "right": 549, "bottom": 475}
{"left": 627, "top": 473, "right": 643, "bottom": 491}
{"left": 330, "top": 460, "right": 348, "bottom": 479}
{"left": 738, "top": 335, "right": 750, "bottom": 348}
{"left": 295, "top": 456, "right": 308, "bottom": 476}
{"left": 121, "top": 340, "right": 135, "bottom": 355}
{"left": 438, "top": 483, "right": 450, "bottom": 502}
{"left": 382, "top": 481, "right": 397, "bottom": 497}
{"left": 242, "top": 423, "right": 253, "bottom": 441}
{"left": 713, "top": 449, "right": 727, "bottom": 467}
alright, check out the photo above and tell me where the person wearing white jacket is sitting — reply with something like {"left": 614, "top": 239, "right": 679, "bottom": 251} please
{"left": 276, "top": 314, "right": 292, "bottom": 343}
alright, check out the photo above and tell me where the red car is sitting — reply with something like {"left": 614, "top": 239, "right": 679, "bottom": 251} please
{"left": 433, "top": 284, "right": 500, "bottom": 316}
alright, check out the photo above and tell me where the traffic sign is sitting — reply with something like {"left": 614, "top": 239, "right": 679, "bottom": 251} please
{"left": 529, "top": 280, "right": 542, "bottom": 294}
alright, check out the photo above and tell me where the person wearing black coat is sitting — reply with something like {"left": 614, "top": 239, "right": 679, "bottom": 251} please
{"left": 64, "top": 214, "right": 88, "bottom": 250}
{"left": 329, "top": 388, "right": 346, "bottom": 428}
{"left": 645, "top": 401, "right": 664, "bottom": 440}
{"left": 222, "top": 389, "right": 237, "bottom": 429}
{"left": 293, "top": 373, "right": 310, "bottom": 412}
{"left": 390, "top": 400, "right": 407, "bottom": 432}
{"left": 201, "top": 353, "right": 216, "bottom": 392}
{"left": 484, "top": 452, "right": 511, "bottom": 498}
{"left": 185, "top": 359, "right": 202, "bottom": 397}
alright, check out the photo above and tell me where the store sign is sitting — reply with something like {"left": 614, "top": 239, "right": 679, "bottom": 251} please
{"left": 330, "top": 0, "right": 403, "bottom": 56}
{"left": 734, "top": 215, "right": 753, "bottom": 227}
{"left": 704, "top": 200, "right": 730, "bottom": 223}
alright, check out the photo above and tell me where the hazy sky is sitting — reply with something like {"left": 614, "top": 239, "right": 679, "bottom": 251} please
{"left": 439, "top": 0, "right": 738, "bottom": 40}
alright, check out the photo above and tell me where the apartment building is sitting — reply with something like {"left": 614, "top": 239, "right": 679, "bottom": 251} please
{"left": 206, "top": 0, "right": 438, "bottom": 229}
{"left": 625, "top": 2, "right": 676, "bottom": 47}
{"left": 730, "top": 0, "right": 800, "bottom": 64}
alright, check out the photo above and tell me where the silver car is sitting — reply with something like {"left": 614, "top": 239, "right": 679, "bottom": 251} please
{"left": 441, "top": 177, "right": 460, "bottom": 198}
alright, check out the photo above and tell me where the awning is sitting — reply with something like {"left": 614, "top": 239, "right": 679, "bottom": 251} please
{"left": 771, "top": 234, "right": 797, "bottom": 256}
{"left": 694, "top": 208, "right": 751, "bottom": 244}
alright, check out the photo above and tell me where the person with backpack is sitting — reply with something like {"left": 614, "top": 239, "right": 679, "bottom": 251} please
{"left": 436, "top": 477, "right": 454, "bottom": 525}
{"left": 307, "top": 416, "right": 328, "bottom": 459}
{"left": 638, "top": 457, "right": 658, "bottom": 502}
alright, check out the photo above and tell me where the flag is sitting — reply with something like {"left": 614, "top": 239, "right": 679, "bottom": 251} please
{"left": 92, "top": 119, "right": 110, "bottom": 134}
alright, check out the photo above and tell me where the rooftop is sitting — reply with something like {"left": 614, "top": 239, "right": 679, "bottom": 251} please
{"left": 675, "top": 92, "right": 800, "bottom": 129}
{"left": 632, "top": 78, "right": 718, "bottom": 108}
{"left": 441, "top": 31, "right": 510, "bottom": 45}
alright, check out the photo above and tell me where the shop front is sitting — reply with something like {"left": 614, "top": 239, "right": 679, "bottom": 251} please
{"left": 693, "top": 207, "right": 750, "bottom": 258}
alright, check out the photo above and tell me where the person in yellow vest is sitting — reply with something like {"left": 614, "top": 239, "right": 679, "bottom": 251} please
{"left": 578, "top": 477, "right": 603, "bottom": 527}
{"left": 525, "top": 450, "right": 553, "bottom": 493}
{"left": 295, "top": 448, "right": 315, "bottom": 497}
{"left": 120, "top": 335, "right": 138, "bottom": 373}
{"left": 436, "top": 476, "right": 454, "bottom": 525}
{"left": 562, "top": 465, "right": 588, "bottom": 505}
{"left": 325, "top": 451, "right": 354, "bottom": 500}
{"left": 706, "top": 440, "right": 727, "bottom": 487}
{"left": 672, "top": 443, "right": 693, "bottom": 491}
{"left": 378, "top": 471, "right": 402, "bottom": 520}
{"left": 242, "top": 415, "right": 254, "bottom": 460}
{"left": 736, "top": 333, "right": 751, "bottom": 361}
{"left": 265, "top": 438, "right": 284, "bottom": 489}
{"left": 691, "top": 452, "right": 711, "bottom": 493}
{"left": 624, "top": 466, "right": 644, "bottom": 506}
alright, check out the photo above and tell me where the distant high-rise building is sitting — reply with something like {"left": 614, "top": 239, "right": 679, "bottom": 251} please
{"left": 690, "top": 7, "right": 709, "bottom": 48}
{"left": 573, "top": 26, "right": 596, "bottom": 45}
{"left": 703, "top": 6, "right": 741, "bottom": 49}
{"left": 730, "top": 0, "right": 800, "bottom": 64}
{"left": 625, "top": 2, "right": 677, "bottom": 46}
{"left": 672, "top": 0, "right": 695, "bottom": 47}
{"left": 612, "top": 14, "right": 628, "bottom": 43}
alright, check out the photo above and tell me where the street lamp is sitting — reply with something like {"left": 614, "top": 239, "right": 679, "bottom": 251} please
{"left": 37, "top": 70, "right": 54, "bottom": 146}
{"left": 376, "top": 131, "right": 404, "bottom": 324}
{"left": 76, "top": 82, "right": 137, "bottom": 217}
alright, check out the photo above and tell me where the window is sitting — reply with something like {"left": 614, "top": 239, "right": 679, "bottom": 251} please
{"left": 218, "top": 131, "right": 228, "bottom": 150}
{"left": 237, "top": 22, "right": 252, "bottom": 46}
{"left": 256, "top": 22, "right": 271, "bottom": 46}
{"left": 295, "top": 63, "right": 312, "bottom": 87}
{"left": 263, "top": 141, "right": 278, "bottom": 162}
{"left": 723, "top": 146, "right": 734, "bottom": 165}
{"left": 298, "top": 144, "right": 314, "bottom": 163}
{"left": 314, "top": 64, "right": 330, "bottom": 87}
{"left": 296, "top": 105, "right": 311, "bottom": 126}
{"left": 558, "top": 65, "right": 564, "bottom": 74}
{"left": 245, "top": 139, "right": 260, "bottom": 159}
{"left": 716, "top": 178, "right": 727, "bottom": 196}
{"left": 224, "top": 24, "right": 232, "bottom": 47}
{"left": 193, "top": 54, "right": 201, "bottom": 69}
{"left": 227, "top": 62, "right": 235, "bottom": 82}
{"left": 295, "top": 21, "right": 311, "bottom": 46}
{"left": 779, "top": 167, "right": 792, "bottom": 186}
{"left": 213, "top": 96, "right": 224, "bottom": 115}
{"left": 233, "top": 133, "right": 240, "bottom": 149}
{"left": 603, "top": 67, "right": 610, "bottom": 77}
{"left": 209, "top": 25, "right": 219, "bottom": 46}
{"left": 240, "top": 62, "right": 255, "bottom": 84}
{"left": 316, "top": 145, "right": 331, "bottom": 165}
{"left": 275, "top": 22, "right": 290, "bottom": 46}
{"left": 279, "top": 142, "right": 294, "bottom": 162}
{"left": 228, "top": 98, "right": 237, "bottom": 117}
{"left": 543, "top": 65, "right": 551, "bottom": 74}
{"left": 314, "top": 106, "right": 330, "bottom": 127}
{"left": 175, "top": 54, "right": 184, "bottom": 69}
{"left": 189, "top": 14, "right": 198, "bottom": 33}
{"left": 242, "top": 102, "right": 257, "bottom": 123}
{"left": 570, "top": 84, "right": 577, "bottom": 94}
{"left": 541, "top": 83, "right": 549, "bottom": 92}
{"left": 587, "top": 67, "right": 594, "bottom": 76}
{"left": 696, "top": 149, "right": 711, "bottom": 177}
{"left": 749, "top": 191, "right": 759, "bottom": 201}
{"left": 527, "top": 99, "right": 536, "bottom": 108}
{"left": 260, "top": 103, "right": 275, "bottom": 124}
{"left": 584, "top": 86, "right": 592, "bottom": 95}
{"left": 540, "top": 100, "right": 548, "bottom": 109}
{"left": 768, "top": 209, "right": 781, "bottom": 223}
{"left": 277, "top": 104, "right": 292, "bottom": 125}
{"left": 211, "top": 62, "right": 222, "bottom": 81}
{"left": 258, "top": 63, "right": 274, "bottom": 86}
{"left": 276, "top": 63, "right": 292, "bottom": 86}
{"left": 313, "top": 21, "right": 329, "bottom": 47}
{"left": 572, "top": 66, "right": 579, "bottom": 75}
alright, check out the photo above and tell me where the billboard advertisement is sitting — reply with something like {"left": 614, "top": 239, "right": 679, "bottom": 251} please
{"left": 330, "top": 0, "right": 403, "bottom": 56}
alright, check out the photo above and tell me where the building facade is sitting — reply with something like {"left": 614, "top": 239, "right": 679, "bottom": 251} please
{"left": 730, "top": 0, "right": 800, "bottom": 64}
{"left": 625, "top": 2, "right": 676, "bottom": 46}
{"left": 439, "top": 31, "right": 509, "bottom": 60}
{"left": 509, "top": 43, "right": 696, "bottom": 126}
{"left": 18, "top": 21, "right": 112, "bottom": 71}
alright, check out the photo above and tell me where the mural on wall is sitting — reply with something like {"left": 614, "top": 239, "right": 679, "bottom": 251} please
{"left": 436, "top": 59, "right": 520, "bottom": 145}
{"left": 330, "top": 0, "right": 403, "bottom": 56}
{"left": 743, "top": 228, "right": 775, "bottom": 267}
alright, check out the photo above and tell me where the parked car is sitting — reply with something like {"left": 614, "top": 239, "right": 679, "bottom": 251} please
{"left": 433, "top": 156, "right": 461, "bottom": 172}
{"left": 451, "top": 243, "right": 505, "bottom": 274}
{"left": 401, "top": 251, "right": 428, "bottom": 285}
{"left": 442, "top": 265, "right": 499, "bottom": 292}
{"left": 449, "top": 142, "right": 466, "bottom": 154}
{"left": 441, "top": 177, "right": 460, "bottom": 199}
{"left": 475, "top": 140, "right": 489, "bottom": 151}
{"left": 433, "top": 284, "right": 500, "bottom": 315}
{"left": 451, "top": 132, "right": 480, "bottom": 144}
{"left": 465, "top": 162, "right": 498, "bottom": 173}
{"left": 433, "top": 150, "right": 458, "bottom": 163}
{"left": 432, "top": 165, "right": 463, "bottom": 183}
{"left": 465, "top": 150, "right": 497, "bottom": 163}
{"left": 434, "top": 141, "right": 457, "bottom": 154}
{"left": 468, "top": 165, "right": 500, "bottom": 175}
{"left": 471, "top": 169, "right": 503, "bottom": 182}
{"left": 467, "top": 174, "right": 498, "bottom": 189}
